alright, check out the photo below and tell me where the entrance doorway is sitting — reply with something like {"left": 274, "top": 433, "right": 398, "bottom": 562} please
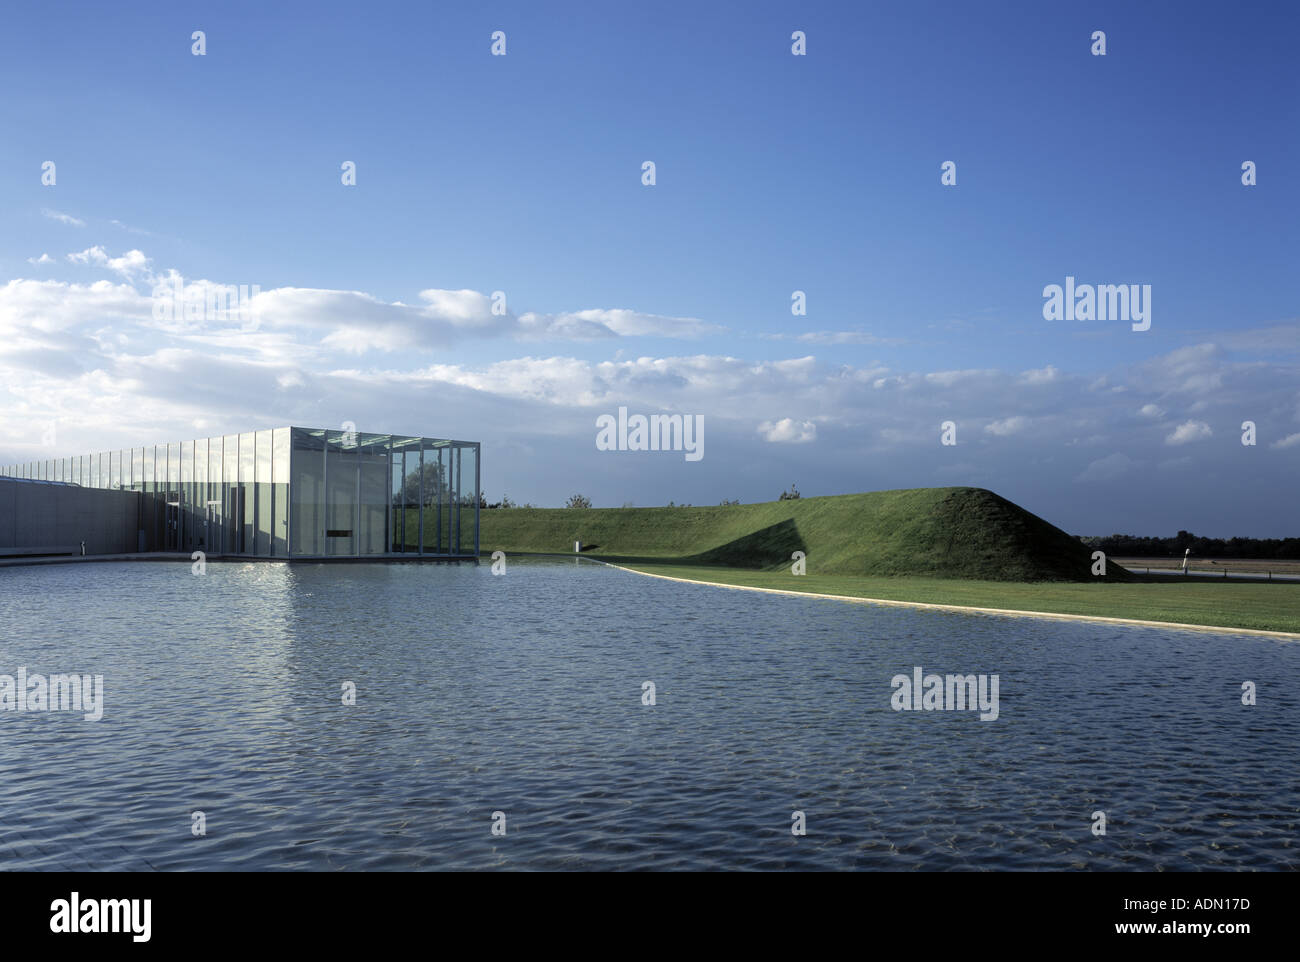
{"left": 165, "top": 500, "right": 181, "bottom": 552}
{"left": 205, "top": 500, "right": 222, "bottom": 554}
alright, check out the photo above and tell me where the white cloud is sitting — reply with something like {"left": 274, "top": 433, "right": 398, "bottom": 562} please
{"left": 42, "top": 208, "right": 85, "bottom": 227}
{"left": 25, "top": 254, "right": 54, "bottom": 266}
{"left": 1076, "top": 453, "right": 1135, "bottom": 483}
{"left": 1271, "top": 432, "right": 1300, "bottom": 449}
{"left": 515, "top": 307, "right": 721, "bottom": 340}
{"left": 1020, "top": 365, "right": 1059, "bottom": 385}
{"left": 0, "top": 278, "right": 150, "bottom": 333}
{"left": 757, "top": 418, "right": 817, "bottom": 443}
{"left": 418, "top": 288, "right": 500, "bottom": 328}
{"left": 3, "top": 249, "right": 1297, "bottom": 516}
{"left": 110, "top": 219, "right": 154, "bottom": 236}
{"left": 209, "top": 286, "right": 720, "bottom": 351}
{"left": 399, "top": 354, "right": 818, "bottom": 413}
{"left": 764, "top": 329, "right": 905, "bottom": 346}
{"left": 924, "top": 369, "right": 997, "bottom": 387}
{"left": 66, "top": 246, "right": 151, "bottom": 279}
{"left": 984, "top": 416, "right": 1030, "bottom": 436}
{"left": 1139, "top": 343, "right": 1225, "bottom": 395}
{"left": 1165, "top": 420, "right": 1212, "bottom": 445}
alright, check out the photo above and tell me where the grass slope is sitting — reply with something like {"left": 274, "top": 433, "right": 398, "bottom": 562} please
{"left": 480, "top": 487, "right": 1123, "bottom": 582}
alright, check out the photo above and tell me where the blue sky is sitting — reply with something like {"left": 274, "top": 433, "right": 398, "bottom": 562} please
{"left": 1, "top": 0, "right": 1297, "bottom": 536}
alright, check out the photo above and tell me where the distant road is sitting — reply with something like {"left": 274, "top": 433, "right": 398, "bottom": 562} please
{"left": 1115, "top": 557, "right": 1300, "bottom": 582}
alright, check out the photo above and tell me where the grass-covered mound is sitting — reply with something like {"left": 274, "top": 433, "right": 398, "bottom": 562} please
{"left": 479, "top": 487, "right": 1128, "bottom": 582}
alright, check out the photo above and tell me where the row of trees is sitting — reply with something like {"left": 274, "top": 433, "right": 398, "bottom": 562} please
{"left": 394, "top": 461, "right": 481, "bottom": 507}
{"left": 1078, "top": 531, "right": 1300, "bottom": 560}
{"left": 477, "top": 493, "right": 534, "bottom": 509}
{"left": 479, "top": 495, "right": 750, "bottom": 508}
{"left": 478, "top": 485, "right": 803, "bottom": 509}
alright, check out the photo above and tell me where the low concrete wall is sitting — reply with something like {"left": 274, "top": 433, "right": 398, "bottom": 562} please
{"left": 0, "top": 480, "right": 142, "bottom": 555}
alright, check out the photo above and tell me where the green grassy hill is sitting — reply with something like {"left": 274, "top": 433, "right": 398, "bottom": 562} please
{"left": 480, "top": 487, "right": 1127, "bottom": 582}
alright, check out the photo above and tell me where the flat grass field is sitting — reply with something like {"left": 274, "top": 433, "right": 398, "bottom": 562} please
{"left": 604, "top": 563, "right": 1300, "bottom": 636}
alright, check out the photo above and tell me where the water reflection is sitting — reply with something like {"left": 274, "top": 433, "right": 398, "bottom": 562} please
{"left": 0, "top": 558, "right": 1295, "bottom": 870}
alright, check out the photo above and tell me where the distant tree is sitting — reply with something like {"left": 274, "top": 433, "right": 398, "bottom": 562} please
{"left": 719, "top": 498, "right": 740, "bottom": 506}
{"left": 393, "top": 460, "right": 446, "bottom": 506}
{"left": 621, "top": 501, "right": 635, "bottom": 508}
{"left": 565, "top": 493, "right": 593, "bottom": 509}
{"left": 499, "top": 493, "right": 518, "bottom": 509}
{"left": 778, "top": 483, "right": 801, "bottom": 501}
{"left": 1077, "top": 530, "right": 1300, "bottom": 560}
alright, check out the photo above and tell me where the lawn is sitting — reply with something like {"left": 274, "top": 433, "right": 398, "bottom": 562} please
{"left": 610, "top": 563, "right": 1300, "bottom": 635}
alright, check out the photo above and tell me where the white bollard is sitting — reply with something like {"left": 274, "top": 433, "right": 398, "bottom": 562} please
{"left": 575, "top": 540, "right": 581, "bottom": 553}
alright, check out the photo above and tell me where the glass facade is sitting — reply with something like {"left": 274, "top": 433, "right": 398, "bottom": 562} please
{"left": 0, "top": 426, "right": 480, "bottom": 559}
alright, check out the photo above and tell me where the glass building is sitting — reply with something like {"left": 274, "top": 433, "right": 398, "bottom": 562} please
{"left": 0, "top": 427, "right": 480, "bottom": 559}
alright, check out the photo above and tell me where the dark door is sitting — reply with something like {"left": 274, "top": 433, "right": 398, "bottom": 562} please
{"left": 165, "top": 500, "right": 181, "bottom": 552}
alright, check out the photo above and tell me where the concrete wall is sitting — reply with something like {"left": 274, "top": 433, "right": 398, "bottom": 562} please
{"left": 0, "top": 480, "right": 142, "bottom": 554}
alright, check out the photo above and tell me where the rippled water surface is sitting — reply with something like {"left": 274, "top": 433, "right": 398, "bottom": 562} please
{"left": 0, "top": 558, "right": 1296, "bottom": 870}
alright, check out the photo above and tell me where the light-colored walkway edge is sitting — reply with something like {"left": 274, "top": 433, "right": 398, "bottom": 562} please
{"left": 592, "top": 560, "right": 1300, "bottom": 640}
{"left": 0, "top": 552, "right": 193, "bottom": 567}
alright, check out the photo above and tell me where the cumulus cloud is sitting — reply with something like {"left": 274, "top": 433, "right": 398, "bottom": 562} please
{"left": 203, "top": 286, "right": 719, "bottom": 352}
{"left": 924, "top": 369, "right": 998, "bottom": 387}
{"left": 519, "top": 308, "right": 721, "bottom": 340}
{"left": 418, "top": 288, "right": 502, "bottom": 329}
{"left": 757, "top": 418, "right": 817, "bottom": 443}
{"left": 22, "top": 246, "right": 727, "bottom": 354}
{"left": 1271, "top": 432, "right": 1300, "bottom": 449}
{"left": 1076, "top": 453, "right": 1135, "bottom": 483}
{"left": 1165, "top": 420, "right": 1213, "bottom": 445}
{"left": 1139, "top": 343, "right": 1224, "bottom": 395}
{"left": 404, "top": 354, "right": 818, "bottom": 412}
{"left": 0, "top": 277, "right": 150, "bottom": 333}
{"left": 984, "top": 416, "right": 1030, "bottom": 436}
{"left": 3, "top": 249, "right": 1298, "bottom": 526}
{"left": 1020, "top": 365, "right": 1059, "bottom": 385}
{"left": 25, "top": 254, "right": 53, "bottom": 266}
{"left": 66, "top": 246, "right": 150, "bottom": 279}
